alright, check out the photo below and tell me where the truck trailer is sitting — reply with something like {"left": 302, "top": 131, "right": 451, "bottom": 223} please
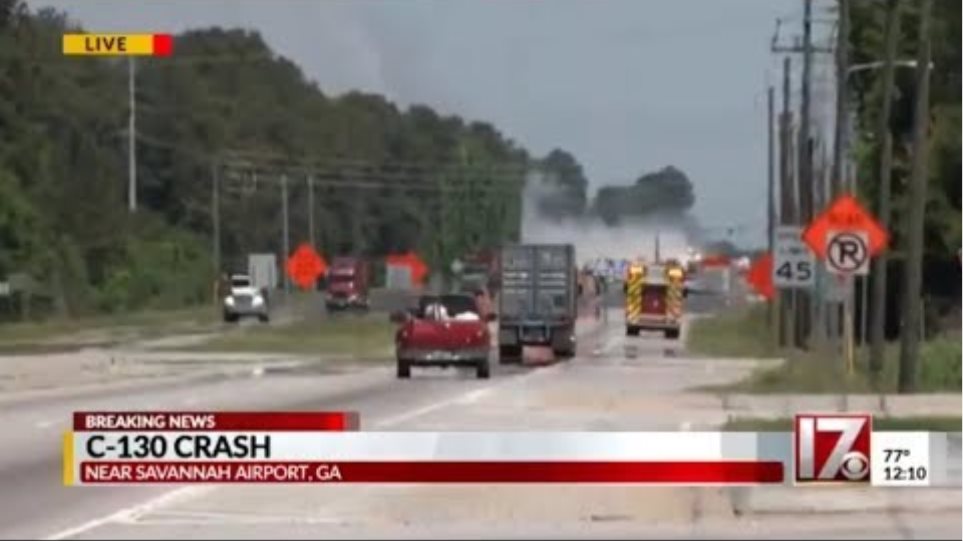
{"left": 496, "top": 244, "right": 578, "bottom": 363}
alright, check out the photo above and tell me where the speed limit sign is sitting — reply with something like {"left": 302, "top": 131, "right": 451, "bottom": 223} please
{"left": 773, "top": 226, "right": 815, "bottom": 289}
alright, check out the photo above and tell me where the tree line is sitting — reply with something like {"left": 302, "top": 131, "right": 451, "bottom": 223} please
{"left": 849, "top": 0, "right": 960, "bottom": 333}
{"left": 0, "top": 2, "right": 589, "bottom": 318}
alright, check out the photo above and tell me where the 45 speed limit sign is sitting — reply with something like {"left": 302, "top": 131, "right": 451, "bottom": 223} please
{"left": 773, "top": 226, "right": 815, "bottom": 289}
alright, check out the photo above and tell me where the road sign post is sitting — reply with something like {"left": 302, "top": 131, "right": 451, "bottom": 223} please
{"left": 773, "top": 226, "right": 815, "bottom": 289}
{"left": 803, "top": 194, "right": 890, "bottom": 375}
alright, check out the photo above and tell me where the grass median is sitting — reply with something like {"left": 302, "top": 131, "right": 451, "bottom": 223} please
{"left": 178, "top": 315, "right": 396, "bottom": 358}
{"left": 0, "top": 305, "right": 219, "bottom": 353}
{"left": 723, "top": 415, "right": 962, "bottom": 432}
{"left": 689, "top": 305, "right": 961, "bottom": 394}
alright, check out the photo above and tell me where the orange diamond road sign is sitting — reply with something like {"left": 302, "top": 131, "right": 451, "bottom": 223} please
{"left": 286, "top": 243, "right": 326, "bottom": 290}
{"left": 746, "top": 252, "right": 774, "bottom": 301}
{"left": 408, "top": 253, "right": 428, "bottom": 285}
{"left": 803, "top": 194, "right": 888, "bottom": 260}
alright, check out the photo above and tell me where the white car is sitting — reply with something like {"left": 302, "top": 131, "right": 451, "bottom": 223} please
{"left": 222, "top": 274, "right": 269, "bottom": 323}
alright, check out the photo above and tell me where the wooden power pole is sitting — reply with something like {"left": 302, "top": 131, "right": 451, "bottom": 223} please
{"left": 868, "top": 0, "right": 903, "bottom": 377}
{"left": 778, "top": 56, "right": 796, "bottom": 348}
{"left": 797, "top": 0, "right": 815, "bottom": 349}
{"left": 767, "top": 84, "right": 776, "bottom": 329}
{"left": 898, "top": 0, "right": 932, "bottom": 393}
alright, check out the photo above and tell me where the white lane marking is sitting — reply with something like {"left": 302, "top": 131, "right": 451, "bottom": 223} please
{"left": 43, "top": 486, "right": 213, "bottom": 540}
{"left": 372, "top": 362, "right": 567, "bottom": 429}
{"left": 44, "top": 330, "right": 596, "bottom": 538}
{"left": 120, "top": 509, "right": 345, "bottom": 526}
{"left": 456, "top": 387, "right": 492, "bottom": 405}
{"left": 593, "top": 332, "right": 623, "bottom": 358}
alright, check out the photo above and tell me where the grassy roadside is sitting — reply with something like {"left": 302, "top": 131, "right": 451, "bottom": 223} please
{"left": 723, "top": 416, "right": 962, "bottom": 432}
{"left": 689, "top": 305, "right": 962, "bottom": 394}
{"left": 175, "top": 316, "right": 396, "bottom": 358}
{"left": 0, "top": 305, "right": 219, "bottom": 352}
{"left": 687, "top": 304, "right": 781, "bottom": 359}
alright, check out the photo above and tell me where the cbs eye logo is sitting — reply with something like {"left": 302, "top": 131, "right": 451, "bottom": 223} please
{"left": 794, "top": 414, "right": 872, "bottom": 484}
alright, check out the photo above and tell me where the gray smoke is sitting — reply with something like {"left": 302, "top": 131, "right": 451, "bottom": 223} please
{"left": 520, "top": 172, "right": 700, "bottom": 267}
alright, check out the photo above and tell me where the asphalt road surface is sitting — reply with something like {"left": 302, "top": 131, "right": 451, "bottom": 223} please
{"left": 0, "top": 308, "right": 959, "bottom": 540}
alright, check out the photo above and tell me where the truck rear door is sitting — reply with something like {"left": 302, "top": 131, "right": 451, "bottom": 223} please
{"left": 641, "top": 285, "right": 668, "bottom": 315}
{"left": 534, "top": 245, "right": 574, "bottom": 320}
{"left": 499, "top": 245, "right": 535, "bottom": 320}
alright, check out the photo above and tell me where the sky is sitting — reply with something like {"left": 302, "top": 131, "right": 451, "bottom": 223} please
{"left": 30, "top": 0, "right": 840, "bottom": 248}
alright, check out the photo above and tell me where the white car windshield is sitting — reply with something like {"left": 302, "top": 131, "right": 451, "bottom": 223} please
{"left": 231, "top": 277, "right": 252, "bottom": 288}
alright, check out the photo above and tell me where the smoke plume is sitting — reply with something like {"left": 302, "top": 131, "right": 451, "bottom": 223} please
{"left": 520, "top": 171, "right": 700, "bottom": 267}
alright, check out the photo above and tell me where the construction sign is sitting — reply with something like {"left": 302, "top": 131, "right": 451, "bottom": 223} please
{"left": 803, "top": 194, "right": 888, "bottom": 260}
{"left": 385, "top": 252, "right": 429, "bottom": 286}
{"left": 746, "top": 253, "right": 774, "bottom": 301}
{"left": 286, "top": 243, "right": 327, "bottom": 290}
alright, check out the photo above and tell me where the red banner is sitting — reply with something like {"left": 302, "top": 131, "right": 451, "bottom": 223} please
{"left": 79, "top": 460, "right": 783, "bottom": 484}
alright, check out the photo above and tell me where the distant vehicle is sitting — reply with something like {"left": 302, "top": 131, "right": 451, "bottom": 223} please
{"left": 496, "top": 244, "right": 578, "bottom": 363}
{"left": 391, "top": 293, "right": 495, "bottom": 379}
{"left": 623, "top": 262, "right": 686, "bottom": 339}
{"left": 222, "top": 274, "right": 269, "bottom": 323}
{"left": 247, "top": 253, "right": 279, "bottom": 292}
{"left": 325, "top": 256, "right": 370, "bottom": 312}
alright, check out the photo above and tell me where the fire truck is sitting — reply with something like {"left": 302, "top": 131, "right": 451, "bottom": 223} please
{"left": 623, "top": 260, "right": 687, "bottom": 339}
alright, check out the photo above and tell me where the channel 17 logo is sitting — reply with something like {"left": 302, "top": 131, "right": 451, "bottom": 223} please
{"left": 794, "top": 414, "right": 872, "bottom": 483}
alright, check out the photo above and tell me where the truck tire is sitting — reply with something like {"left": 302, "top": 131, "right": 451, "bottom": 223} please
{"left": 476, "top": 359, "right": 490, "bottom": 379}
{"left": 498, "top": 345, "right": 522, "bottom": 364}
{"left": 397, "top": 359, "right": 411, "bottom": 379}
{"left": 223, "top": 312, "right": 238, "bottom": 324}
{"left": 664, "top": 328, "right": 680, "bottom": 340}
{"left": 258, "top": 313, "right": 270, "bottom": 324}
{"left": 626, "top": 326, "right": 639, "bottom": 336}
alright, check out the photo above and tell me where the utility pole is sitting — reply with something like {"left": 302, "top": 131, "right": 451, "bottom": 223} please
{"left": 211, "top": 160, "right": 221, "bottom": 291}
{"left": 831, "top": 0, "right": 849, "bottom": 201}
{"left": 797, "top": 0, "right": 815, "bottom": 349}
{"left": 898, "top": 0, "right": 932, "bottom": 393}
{"left": 128, "top": 57, "right": 137, "bottom": 212}
{"left": 869, "top": 0, "right": 903, "bottom": 377}
{"left": 307, "top": 175, "right": 316, "bottom": 248}
{"left": 833, "top": 0, "right": 852, "bottom": 367}
{"left": 767, "top": 84, "right": 776, "bottom": 329}
{"left": 778, "top": 56, "right": 795, "bottom": 348}
{"left": 281, "top": 173, "right": 291, "bottom": 295}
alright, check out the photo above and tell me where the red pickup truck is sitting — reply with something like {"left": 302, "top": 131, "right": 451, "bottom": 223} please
{"left": 392, "top": 293, "right": 496, "bottom": 380}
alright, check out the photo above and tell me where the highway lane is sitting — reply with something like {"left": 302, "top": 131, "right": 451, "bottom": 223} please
{"left": 51, "top": 311, "right": 960, "bottom": 540}
{"left": 0, "top": 313, "right": 610, "bottom": 540}
{"left": 3, "top": 306, "right": 959, "bottom": 540}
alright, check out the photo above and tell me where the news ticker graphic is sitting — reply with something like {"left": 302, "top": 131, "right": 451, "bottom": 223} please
{"left": 62, "top": 33, "right": 173, "bottom": 57}
{"left": 63, "top": 411, "right": 952, "bottom": 487}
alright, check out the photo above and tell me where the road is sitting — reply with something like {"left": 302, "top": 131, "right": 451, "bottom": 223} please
{"left": 0, "top": 305, "right": 959, "bottom": 539}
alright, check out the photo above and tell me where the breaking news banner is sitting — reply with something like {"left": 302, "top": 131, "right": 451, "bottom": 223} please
{"left": 62, "top": 411, "right": 951, "bottom": 487}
